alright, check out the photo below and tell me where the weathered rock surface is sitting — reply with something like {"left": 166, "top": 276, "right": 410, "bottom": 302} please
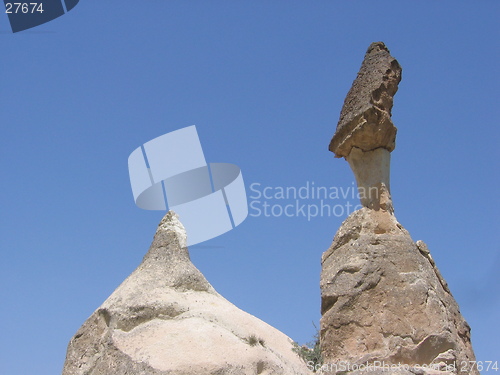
{"left": 329, "top": 42, "right": 402, "bottom": 158}
{"left": 63, "top": 211, "right": 311, "bottom": 375}
{"left": 320, "top": 209, "right": 478, "bottom": 375}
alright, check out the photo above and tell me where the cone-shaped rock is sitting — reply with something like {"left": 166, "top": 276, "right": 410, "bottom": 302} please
{"left": 320, "top": 43, "right": 478, "bottom": 375}
{"left": 320, "top": 210, "right": 477, "bottom": 374}
{"left": 63, "top": 211, "right": 312, "bottom": 375}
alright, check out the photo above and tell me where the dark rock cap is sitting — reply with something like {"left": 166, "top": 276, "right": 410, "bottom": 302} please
{"left": 329, "top": 42, "right": 402, "bottom": 158}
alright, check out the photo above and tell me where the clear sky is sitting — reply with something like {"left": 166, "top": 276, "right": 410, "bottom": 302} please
{"left": 1, "top": 2, "right": 499, "bottom": 374}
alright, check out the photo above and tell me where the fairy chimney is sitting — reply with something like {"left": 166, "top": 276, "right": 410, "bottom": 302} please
{"left": 320, "top": 42, "right": 478, "bottom": 375}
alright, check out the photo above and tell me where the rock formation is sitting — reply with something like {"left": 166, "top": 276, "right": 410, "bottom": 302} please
{"left": 329, "top": 41, "right": 401, "bottom": 213}
{"left": 63, "top": 211, "right": 312, "bottom": 375}
{"left": 320, "top": 42, "right": 478, "bottom": 375}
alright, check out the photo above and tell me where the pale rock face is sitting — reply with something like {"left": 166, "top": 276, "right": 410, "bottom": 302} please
{"left": 346, "top": 147, "right": 392, "bottom": 212}
{"left": 320, "top": 209, "right": 478, "bottom": 375}
{"left": 63, "top": 211, "right": 312, "bottom": 375}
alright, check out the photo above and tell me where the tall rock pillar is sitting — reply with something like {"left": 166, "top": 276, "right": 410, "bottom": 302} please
{"left": 320, "top": 42, "right": 478, "bottom": 375}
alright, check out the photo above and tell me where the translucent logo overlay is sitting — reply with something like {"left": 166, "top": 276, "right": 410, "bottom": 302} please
{"left": 128, "top": 125, "right": 248, "bottom": 246}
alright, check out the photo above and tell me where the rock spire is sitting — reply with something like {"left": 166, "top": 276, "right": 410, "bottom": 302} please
{"left": 320, "top": 42, "right": 478, "bottom": 375}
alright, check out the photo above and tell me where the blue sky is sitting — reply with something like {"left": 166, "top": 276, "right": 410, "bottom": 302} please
{"left": 1, "top": 1, "right": 499, "bottom": 374}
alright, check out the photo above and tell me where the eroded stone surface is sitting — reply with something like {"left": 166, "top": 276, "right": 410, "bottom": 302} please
{"left": 329, "top": 42, "right": 402, "bottom": 158}
{"left": 346, "top": 147, "right": 393, "bottom": 212}
{"left": 319, "top": 209, "right": 478, "bottom": 375}
{"left": 63, "top": 211, "right": 312, "bottom": 375}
